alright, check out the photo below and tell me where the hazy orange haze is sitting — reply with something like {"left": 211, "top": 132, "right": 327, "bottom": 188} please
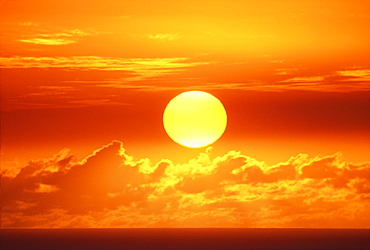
{"left": 1, "top": 0, "right": 369, "bottom": 228}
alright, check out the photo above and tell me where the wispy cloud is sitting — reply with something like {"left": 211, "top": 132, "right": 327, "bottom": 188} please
{"left": 0, "top": 56, "right": 211, "bottom": 110}
{"left": 19, "top": 38, "right": 76, "bottom": 45}
{"left": 2, "top": 83, "right": 126, "bottom": 110}
{"left": 1, "top": 56, "right": 368, "bottom": 93}
{"left": 67, "top": 99, "right": 126, "bottom": 107}
{"left": 337, "top": 69, "right": 370, "bottom": 80}
{"left": 25, "top": 86, "right": 76, "bottom": 99}
{"left": 91, "top": 80, "right": 247, "bottom": 92}
{"left": 148, "top": 33, "right": 178, "bottom": 41}
{"left": 2, "top": 141, "right": 369, "bottom": 228}
{"left": 3, "top": 98, "right": 127, "bottom": 111}
{"left": 19, "top": 29, "right": 93, "bottom": 46}
{"left": 273, "top": 68, "right": 370, "bottom": 92}
{"left": 281, "top": 76, "right": 325, "bottom": 83}
{"left": 0, "top": 56, "right": 210, "bottom": 93}
{"left": 0, "top": 56, "right": 204, "bottom": 71}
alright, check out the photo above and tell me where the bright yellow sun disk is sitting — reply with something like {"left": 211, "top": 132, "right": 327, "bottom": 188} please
{"left": 163, "top": 91, "right": 227, "bottom": 148}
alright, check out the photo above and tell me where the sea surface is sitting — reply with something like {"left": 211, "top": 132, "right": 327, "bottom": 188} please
{"left": 1, "top": 228, "right": 369, "bottom": 250}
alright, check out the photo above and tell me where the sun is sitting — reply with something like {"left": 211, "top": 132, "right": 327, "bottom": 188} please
{"left": 163, "top": 91, "right": 227, "bottom": 148}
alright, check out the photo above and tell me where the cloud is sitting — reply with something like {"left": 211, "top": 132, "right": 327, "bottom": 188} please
{"left": 19, "top": 38, "right": 76, "bottom": 45}
{"left": 336, "top": 69, "right": 370, "bottom": 82}
{"left": 19, "top": 29, "right": 93, "bottom": 46}
{"left": 148, "top": 33, "right": 178, "bottom": 41}
{"left": 273, "top": 68, "right": 370, "bottom": 92}
{"left": 0, "top": 56, "right": 210, "bottom": 93}
{"left": 1, "top": 141, "right": 369, "bottom": 228}
{"left": 66, "top": 99, "right": 126, "bottom": 107}
{"left": 0, "top": 56, "right": 203, "bottom": 72}
{"left": 0, "top": 55, "right": 210, "bottom": 111}
{"left": 281, "top": 76, "right": 325, "bottom": 84}
{"left": 2, "top": 55, "right": 368, "bottom": 93}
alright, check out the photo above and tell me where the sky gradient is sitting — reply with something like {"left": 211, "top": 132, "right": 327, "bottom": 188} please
{"left": 1, "top": 0, "right": 369, "bottom": 228}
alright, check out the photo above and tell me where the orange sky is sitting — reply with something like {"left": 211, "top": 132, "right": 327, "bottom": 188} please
{"left": 1, "top": 0, "right": 369, "bottom": 228}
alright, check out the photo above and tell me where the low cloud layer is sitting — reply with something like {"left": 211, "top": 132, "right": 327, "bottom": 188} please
{"left": 1, "top": 141, "right": 369, "bottom": 228}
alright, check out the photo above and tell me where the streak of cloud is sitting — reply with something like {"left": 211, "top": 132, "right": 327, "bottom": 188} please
{"left": 0, "top": 56, "right": 205, "bottom": 71}
{"left": 18, "top": 29, "right": 94, "bottom": 45}
{"left": 273, "top": 69, "right": 370, "bottom": 92}
{"left": 19, "top": 38, "right": 76, "bottom": 45}
{"left": 148, "top": 33, "right": 179, "bottom": 41}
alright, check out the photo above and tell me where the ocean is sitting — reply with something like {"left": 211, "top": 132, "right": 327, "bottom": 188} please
{"left": 1, "top": 228, "right": 369, "bottom": 250}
